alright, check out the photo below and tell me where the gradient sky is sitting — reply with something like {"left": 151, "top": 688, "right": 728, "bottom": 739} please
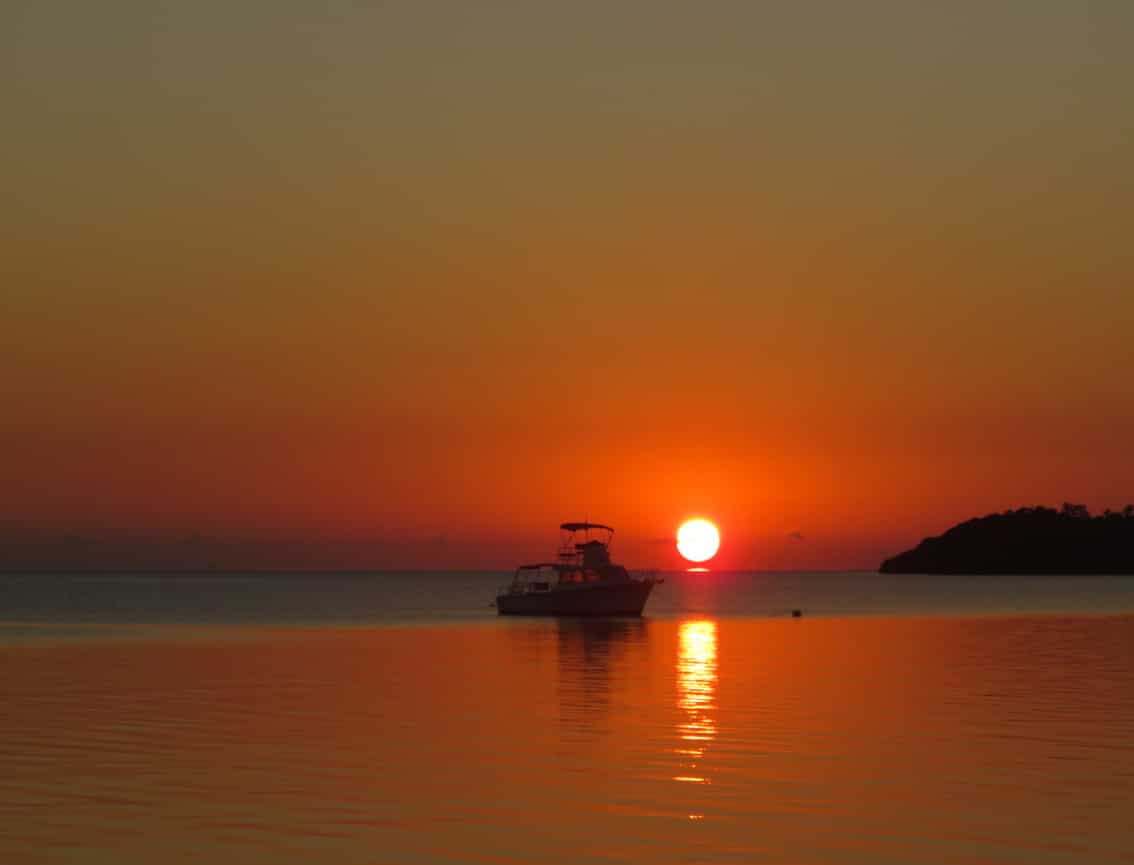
{"left": 4, "top": 1, "right": 1133, "bottom": 568}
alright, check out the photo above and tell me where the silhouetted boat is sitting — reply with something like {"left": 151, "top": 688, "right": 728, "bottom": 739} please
{"left": 495, "top": 523, "right": 659, "bottom": 616}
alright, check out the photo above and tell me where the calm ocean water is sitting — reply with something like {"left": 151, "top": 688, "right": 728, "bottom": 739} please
{"left": 2, "top": 571, "right": 1133, "bottom": 864}
{"left": 3, "top": 569, "right": 1134, "bottom": 627}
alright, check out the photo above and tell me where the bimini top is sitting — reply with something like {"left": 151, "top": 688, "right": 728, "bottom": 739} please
{"left": 560, "top": 522, "right": 614, "bottom": 533}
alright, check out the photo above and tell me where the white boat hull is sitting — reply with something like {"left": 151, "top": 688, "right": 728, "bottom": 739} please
{"left": 496, "top": 578, "right": 656, "bottom": 617}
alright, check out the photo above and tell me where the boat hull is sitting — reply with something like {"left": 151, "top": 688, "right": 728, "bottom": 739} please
{"left": 496, "top": 579, "right": 655, "bottom": 617}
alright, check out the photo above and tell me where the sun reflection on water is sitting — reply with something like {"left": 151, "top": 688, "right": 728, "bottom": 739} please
{"left": 674, "top": 620, "right": 717, "bottom": 784}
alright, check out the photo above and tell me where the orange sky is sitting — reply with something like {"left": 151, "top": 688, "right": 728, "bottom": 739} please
{"left": 3, "top": 3, "right": 1133, "bottom": 569}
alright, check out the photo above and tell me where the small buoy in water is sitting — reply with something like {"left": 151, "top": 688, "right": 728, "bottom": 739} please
{"left": 791, "top": 609, "right": 802, "bottom": 618}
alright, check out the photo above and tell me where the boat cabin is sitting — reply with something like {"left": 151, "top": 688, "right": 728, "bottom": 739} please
{"left": 504, "top": 522, "right": 631, "bottom": 595}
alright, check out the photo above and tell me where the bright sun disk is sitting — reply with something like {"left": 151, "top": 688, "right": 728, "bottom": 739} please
{"left": 676, "top": 519, "right": 720, "bottom": 563}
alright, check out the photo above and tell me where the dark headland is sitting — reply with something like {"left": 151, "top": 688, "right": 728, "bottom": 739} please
{"left": 880, "top": 504, "right": 1134, "bottom": 575}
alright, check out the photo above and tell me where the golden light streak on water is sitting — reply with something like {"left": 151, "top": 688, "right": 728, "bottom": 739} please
{"left": 674, "top": 620, "right": 717, "bottom": 783}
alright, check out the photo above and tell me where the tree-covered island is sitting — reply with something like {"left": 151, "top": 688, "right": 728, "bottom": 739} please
{"left": 879, "top": 504, "right": 1134, "bottom": 574}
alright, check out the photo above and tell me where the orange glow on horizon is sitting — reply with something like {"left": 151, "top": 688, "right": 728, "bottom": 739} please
{"left": 4, "top": 3, "right": 1134, "bottom": 574}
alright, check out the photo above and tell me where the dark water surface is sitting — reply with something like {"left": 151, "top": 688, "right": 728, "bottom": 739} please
{"left": 3, "top": 569, "right": 1134, "bottom": 626}
{"left": 2, "top": 572, "right": 1133, "bottom": 863}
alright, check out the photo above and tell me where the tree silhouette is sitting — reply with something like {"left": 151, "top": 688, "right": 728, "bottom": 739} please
{"left": 1061, "top": 502, "right": 1090, "bottom": 519}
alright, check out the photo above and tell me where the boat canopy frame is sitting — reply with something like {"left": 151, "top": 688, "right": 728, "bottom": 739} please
{"left": 558, "top": 522, "right": 614, "bottom": 562}
{"left": 559, "top": 522, "right": 614, "bottom": 534}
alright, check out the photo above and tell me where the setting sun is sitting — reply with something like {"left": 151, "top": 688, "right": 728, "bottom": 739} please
{"left": 676, "top": 519, "right": 721, "bottom": 563}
